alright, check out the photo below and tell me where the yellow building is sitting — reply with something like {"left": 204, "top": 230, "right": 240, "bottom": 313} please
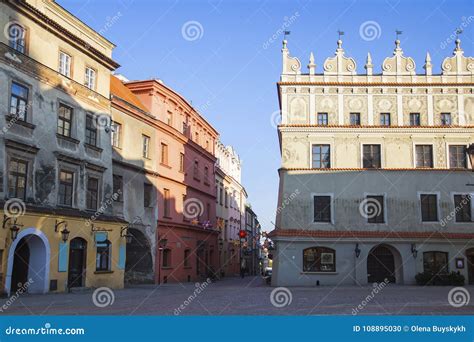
{"left": 0, "top": 0, "right": 126, "bottom": 294}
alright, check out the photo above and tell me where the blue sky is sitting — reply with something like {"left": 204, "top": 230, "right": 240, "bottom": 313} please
{"left": 59, "top": 0, "right": 473, "bottom": 231}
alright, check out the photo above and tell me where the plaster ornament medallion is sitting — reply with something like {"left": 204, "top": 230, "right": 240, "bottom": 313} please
{"left": 348, "top": 98, "right": 363, "bottom": 110}
{"left": 378, "top": 99, "right": 392, "bottom": 111}
{"left": 407, "top": 98, "right": 422, "bottom": 111}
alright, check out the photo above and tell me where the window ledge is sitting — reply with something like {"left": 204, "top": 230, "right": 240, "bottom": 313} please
{"left": 301, "top": 271, "right": 338, "bottom": 275}
{"left": 161, "top": 267, "right": 173, "bottom": 270}
{"left": 5, "top": 115, "right": 36, "bottom": 129}
{"left": 183, "top": 266, "right": 192, "bottom": 269}
{"left": 56, "top": 133, "right": 79, "bottom": 144}
{"left": 84, "top": 143, "right": 103, "bottom": 153}
{"left": 94, "top": 270, "right": 114, "bottom": 274}
{"left": 160, "top": 163, "right": 172, "bottom": 169}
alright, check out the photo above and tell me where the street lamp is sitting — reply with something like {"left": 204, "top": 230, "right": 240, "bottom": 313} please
{"left": 157, "top": 238, "right": 168, "bottom": 284}
{"left": 3, "top": 215, "right": 22, "bottom": 241}
{"left": 10, "top": 223, "right": 20, "bottom": 241}
{"left": 355, "top": 243, "right": 361, "bottom": 258}
{"left": 60, "top": 227, "right": 70, "bottom": 242}
{"left": 120, "top": 226, "right": 133, "bottom": 244}
{"left": 411, "top": 244, "right": 418, "bottom": 258}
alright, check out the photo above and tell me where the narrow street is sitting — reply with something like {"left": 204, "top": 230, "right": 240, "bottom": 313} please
{"left": 2, "top": 277, "right": 474, "bottom": 316}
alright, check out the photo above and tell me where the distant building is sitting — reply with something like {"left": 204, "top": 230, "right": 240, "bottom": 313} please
{"left": 245, "top": 205, "right": 261, "bottom": 276}
{"left": 0, "top": 0, "right": 124, "bottom": 294}
{"left": 126, "top": 79, "right": 220, "bottom": 283}
{"left": 215, "top": 142, "right": 247, "bottom": 277}
{"left": 271, "top": 37, "right": 474, "bottom": 286}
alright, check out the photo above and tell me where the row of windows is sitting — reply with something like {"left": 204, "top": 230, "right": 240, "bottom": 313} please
{"left": 112, "top": 175, "right": 153, "bottom": 208}
{"left": 313, "top": 194, "right": 472, "bottom": 223}
{"left": 302, "top": 247, "right": 451, "bottom": 274}
{"left": 8, "top": 23, "right": 97, "bottom": 90}
{"left": 311, "top": 144, "right": 469, "bottom": 169}
{"left": 8, "top": 157, "right": 101, "bottom": 210}
{"left": 316, "top": 112, "right": 454, "bottom": 126}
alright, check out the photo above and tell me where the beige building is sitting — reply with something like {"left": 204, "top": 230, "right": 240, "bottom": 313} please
{"left": 0, "top": 0, "right": 126, "bottom": 294}
{"left": 271, "top": 37, "right": 474, "bottom": 286}
{"left": 215, "top": 141, "right": 247, "bottom": 277}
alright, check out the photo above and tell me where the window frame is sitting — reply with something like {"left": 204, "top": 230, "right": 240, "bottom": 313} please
{"left": 144, "top": 183, "right": 153, "bottom": 208}
{"left": 317, "top": 112, "right": 328, "bottom": 126}
{"left": 85, "top": 114, "right": 98, "bottom": 147}
{"left": 58, "top": 50, "right": 72, "bottom": 78}
{"left": 380, "top": 112, "right": 391, "bottom": 126}
{"left": 9, "top": 81, "right": 29, "bottom": 122}
{"left": 414, "top": 144, "right": 434, "bottom": 168}
{"left": 409, "top": 112, "right": 421, "bottom": 126}
{"left": 448, "top": 145, "right": 467, "bottom": 169}
{"left": 303, "top": 247, "right": 336, "bottom": 273}
{"left": 349, "top": 112, "right": 361, "bottom": 126}
{"left": 312, "top": 193, "right": 333, "bottom": 224}
{"left": 452, "top": 193, "right": 473, "bottom": 223}
{"left": 163, "top": 188, "right": 171, "bottom": 217}
{"left": 58, "top": 169, "right": 74, "bottom": 207}
{"left": 112, "top": 174, "right": 123, "bottom": 202}
{"left": 142, "top": 134, "right": 150, "bottom": 159}
{"left": 160, "top": 142, "right": 169, "bottom": 165}
{"left": 162, "top": 248, "right": 171, "bottom": 268}
{"left": 311, "top": 144, "right": 331, "bottom": 169}
{"left": 57, "top": 102, "right": 73, "bottom": 138}
{"left": 418, "top": 192, "right": 440, "bottom": 223}
{"left": 96, "top": 239, "right": 111, "bottom": 271}
{"left": 7, "top": 22, "right": 27, "bottom": 54}
{"left": 8, "top": 158, "right": 28, "bottom": 200}
{"left": 440, "top": 112, "right": 452, "bottom": 126}
{"left": 111, "top": 121, "right": 122, "bottom": 148}
{"left": 423, "top": 251, "right": 449, "bottom": 275}
{"left": 362, "top": 144, "right": 382, "bottom": 169}
{"left": 86, "top": 175, "right": 99, "bottom": 211}
{"left": 84, "top": 66, "right": 97, "bottom": 90}
{"left": 364, "top": 194, "right": 387, "bottom": 224}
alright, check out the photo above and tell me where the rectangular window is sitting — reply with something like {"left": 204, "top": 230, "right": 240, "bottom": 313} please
{"left": 317, "top": 113, "right": 328, "bottom": 125}
{"left": 366, "top": 195, "right": 385, "bottom": 223}
{"left": 8, "top": 158, "right": 28, "bottom": 200}
{"left": 86, "top": 177, "right": 99, "bottom": 210}
{"left": 313, "top": 196, "right": 331, "bottom": 222}
{"left": 454, "top": 195, "right": 472, "bottom": 222}
{"left": 441, "top": 113, "right": 451, "bottom": 126}
{"left": 9, "top": 82, "right": 29, "bottom": 121}
{"left": 85, "top": 114, "right": 98, "bottom": 146}
{"left": 184, "top": 249, "right": 191, "bottom": 267}
{"left": 179, "top": 153, "right": 185, "bottom": 172}
{"left": 8, "top": 23, "right": 26, "bottom": 53}
{"left": 415, "top": 145, "right": 433, "bottom": 168}
{"left": 58, "top": 170, "right": 74, "bottom": 207}
{"left": 96, "top": 240, "right": 111, "bottom": 271}
{"left": 303, "top": 247, "right": 335, "bottom": 272}
{"left": 163, "top": 188, "right": 170, "bottom": 217}
{"left": 111, "top": 121, "right": 121, "bottom": 148}
{"left": 350, "top": 113, "right": 361, "bottom": 125}
{"left": 182, "top": 122, "right": 188, "bottom": 135}
{"left": 84, "top": 67, "right": 96, "bottom": 90}
{"left": 312, "top": 144, "right": 330, "bottom": 169}
{"left": 112, "top": 175, "right": 123, "bottom": 201}
{"left": 166, "top": 112, "right": 173, "bottom": 126}
{"left": 142, "top": 135, "right": 150, "bottom": 158}
{"left": 144, "top": 183, "right": 152, "bottom": 207}
{"left": 449, "top": 145, "right": 467, "bottom": 169}
{"left": 59, "top": 51, "right": 71, "bottom": 77}
{"left": 204, "top": 166, "right": 209, "bottom": 184}
{"left": 380, "top": 113, "right": 390, "bottom": 126}
{"left": 162, "top": 249, "right": 171, "bottom": 267}
{"left": 161, "top": 143, "right": 168, "bottom": 165}
{"left": 363, "top": 144, "right": 381, "bottom": 168}
{"left": 423, "top": 251, "right": 448, "bottom": 274}
{"left": 420, "top": 194, "right": 438, "bottom": 222}
{"left": 57, "top": 103, "right": 73, "bottom": 137}
{"left": 193, "top": 160, "right": 199, "bottom": 180}
{"left": 410, "top": 113, "right": 421, "bottom": 126}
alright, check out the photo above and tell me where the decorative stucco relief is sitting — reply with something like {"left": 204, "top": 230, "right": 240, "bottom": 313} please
{"left": 374, "top": 96, "right": 396, "bottom": 125}
{"left": 434, "top": 95, "right": 458, "bottom": 125}
{"left": 464, "top": 96, "right": 474, "bottom": 125}
{"left": 403, "top": 96, "right": 428, "bottom": 125}
{"left": 288, "top": 96, "right": 309, "bottom": 124}
{"left": 315, "top": 96, "right": 338, "bottom": 124}
{"left": 344, "top": 96, "right": 367, "bottom": 124}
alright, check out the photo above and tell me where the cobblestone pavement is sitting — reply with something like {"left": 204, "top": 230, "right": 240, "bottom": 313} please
{"left": 1, "top": 276, "right": 473, "bottom": 315}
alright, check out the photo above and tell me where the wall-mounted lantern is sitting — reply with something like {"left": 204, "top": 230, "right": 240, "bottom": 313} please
{"left": 355, "top": 243, "right": 361, "bottom": 258}
{"left": 411, "top": 243, "right": 418, "bottom": 258}
{"left": 55, "top": 220, "right": 70, "bottom": 242}
{"left": 120, "top": 226, "right": 133, "bottom": 244}
{"left": 3, "top": 215, "right": 23, "bottom": 241}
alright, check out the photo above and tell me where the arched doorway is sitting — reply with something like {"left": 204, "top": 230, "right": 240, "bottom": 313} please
{"left": 465, "top": 248, "right": 474, "bottom": 285}
{"left": 68, "top": 238, "right": 87, "bottom": 288}
{"left": 367, "top": 244, "right": 400, "bottom": 283}
{"left": 6, "top": 228, "right": 50, "bottom": 295}
{"left": 125, "top": 228, "right": 153, "bottom": 284}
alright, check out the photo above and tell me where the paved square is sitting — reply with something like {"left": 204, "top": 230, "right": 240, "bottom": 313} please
{"left": 1, "top": 277, "right": 473, "bottom": 315}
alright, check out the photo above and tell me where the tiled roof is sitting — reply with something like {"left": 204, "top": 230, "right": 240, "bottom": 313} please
{"left": 268, "top": 229, "right": 474, "bottom": 240}
{"left": 110, "top": 76, "right": 149, "bottom": 113}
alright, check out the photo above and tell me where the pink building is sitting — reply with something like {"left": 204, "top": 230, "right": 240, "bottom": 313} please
{"left": 126, "top": 80, "right": 219, "bottom": 283}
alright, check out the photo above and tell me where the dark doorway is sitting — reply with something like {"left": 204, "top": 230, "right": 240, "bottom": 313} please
{"left": 125, "top": 228, "right": 153, "bottom": 284}
{"left": 466, "top": 248, "right": 474, "bottom": 285}
{"left": 367, "top": 245, "right": 396, "bottom": 283}
{"left": 11, "top": 237, "right": 30, "bottom": 293}
{"left": 68, "top": 238, "right": 87, "bottom": 288}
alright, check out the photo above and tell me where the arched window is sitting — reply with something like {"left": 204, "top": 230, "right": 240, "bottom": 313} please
{"left": 96, "top": 240, "right": 111, "bottom": 271}
{"left": 303, "top": 247, "right": 335, "bottom": 272}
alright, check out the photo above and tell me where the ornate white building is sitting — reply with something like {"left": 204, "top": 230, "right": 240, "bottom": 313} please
{"left": 270, "top": 37, "right": 474, "bottom": 286}
{"left": 215, "top": 141, "right": 247, "bottom": 277}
